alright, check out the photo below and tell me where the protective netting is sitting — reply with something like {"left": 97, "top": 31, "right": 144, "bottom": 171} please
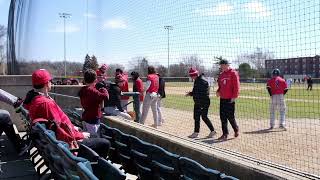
{"left": 7, "top": 0, "right": 320, "bottom": 177}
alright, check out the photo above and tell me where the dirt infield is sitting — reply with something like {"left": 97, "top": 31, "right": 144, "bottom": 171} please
{"left": 136, "top": 106, "right": 320, "bottom": 176}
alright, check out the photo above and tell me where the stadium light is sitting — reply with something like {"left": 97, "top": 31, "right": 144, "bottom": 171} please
{"left": 164, "top": 25, "right": 173, "bottom": 76}
{"left": 59, "top": 13, "right": 71, "bottom": 77}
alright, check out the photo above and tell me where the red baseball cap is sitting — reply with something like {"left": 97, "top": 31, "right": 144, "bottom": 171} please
{"left": 32, "top": 69, "right": 52, "bottom": 86}
{"left": 188, "top": 68, "right": 198, "bottom": 76}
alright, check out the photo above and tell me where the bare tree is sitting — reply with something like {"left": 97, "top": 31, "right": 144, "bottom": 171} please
{"left": 106, "top": 64, "right": 125, "bottom": 77}
{"left": 182, "top": 55, "right": 205, "bottom": 72}
{"left": 235, "top": 48, "right": 274, "bottom": 71}
{"left": 169, "top": 63, "right": 189, "bottom": 77}
{"left": 156, "top": 65, "right": 167, "bottom": 77}
{"left": 18, "top": 60, "right": 82, "bottom": 76}
{"left": 129, "top": 56, "right": 149, "bottom": 77}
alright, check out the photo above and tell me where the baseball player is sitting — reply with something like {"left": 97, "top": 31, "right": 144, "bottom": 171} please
{"left": 266, "top": 69, "right": 288, "bottom": 129}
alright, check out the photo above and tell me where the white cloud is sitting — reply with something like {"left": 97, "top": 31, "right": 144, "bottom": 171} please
{"left": 49, "top": 24, "right": 80, "bottom": 33}
{"left": 195, "top": 2, "right": 234, "bottom": 16}
{"left": 103, "top": 19, "right": 127, "bottom": 29}
{"left": 83, "top": 13, "right": 96, "bottom": 18}
{"left": 243, "top": 1, "right": 271, "bottom": 18}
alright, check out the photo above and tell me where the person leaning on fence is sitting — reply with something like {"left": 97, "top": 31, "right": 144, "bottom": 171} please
{"left": 79, "top": 69, "right": 109, "bottom": 136}
{"left": 140, "top": 66, "right": 160, "bottom": 128}
{"left": 216, "top": 60, "right": 240, "bottom": 141}
{"left": 267, "top": 69, "right": 288, "bottom": 129}
{"left": 186, "top": 68, "right": 216, "bottom": 139}
{"left": 23, "top": 69, "right": 110, "bottom": 158}
{"left": 131, "top": 71, "right": 144, "bottom": 122}
{"left": 115, "top": 69, "right": 129, "bottom": 111}
{"left": 0, "top": 89, "right": 28, "bottom": 156}
{"left": 103, "top": 81, "right": 132, "bottom": 120}
{"left": 157, "top": 73, "right": 166, "bottom": 124}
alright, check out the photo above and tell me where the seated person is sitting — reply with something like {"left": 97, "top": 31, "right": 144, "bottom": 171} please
{"left": 23, "top": 69, "right": 110, "bottom": 158}
{"left": 0, "top": 89, "right": 27, "bottom": 156}
{"left": 101, "top": 81, "right": 131, "bottom": 120}
{"left": 79, "top": 69, "right": 108, "bottom": 136}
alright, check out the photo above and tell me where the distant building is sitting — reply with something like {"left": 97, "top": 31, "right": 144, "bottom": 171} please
{"left": 265, "top": 55, "right": 320, "bottom": 78}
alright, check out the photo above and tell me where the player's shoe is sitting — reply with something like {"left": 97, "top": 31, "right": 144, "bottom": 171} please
{"left": 207, "top": 131, "right": 217, "bottom": 138}
{"left": 234, "top": 130, "right": 239, "bottom": 138}
{"left": 217, "top": 134, "right": 228, "bottom": 141}
{"left": 188, "top": 132, "right": 199, "bottom": 138}
{"left": 279, "top": 125, "right": 286, "bottom": 130}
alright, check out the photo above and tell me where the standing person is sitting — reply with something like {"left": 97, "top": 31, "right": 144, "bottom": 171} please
{"left": 157, "top": 73, "right": 166, "bottom": 124}
{"left": 267, "top": 69, "right": 288, "bottom": 129}
{"left": 23, "top": 69, "right": 110, "bottom": 158}
{"left": 131, "top": 71, "right": 144, "bottom": 122}
{"left": 306, "top": 76, "right": 313, "bottom": 91}
{"left": 96, "top": 64, "right": 108, "bottom": 82}
{"left": 186, "top": 68, "right": 216, "bottom": 138}
{"left": 140, "top": 66, "right": 159, "bottom": 128}
{"left": 115, "top": 69, "right": 129, "bottom": 111}
{"left": 79, "top": 69, "right": 109, "bottom": 136}
{"left": 216, "top": 60, "right": 240, "bottom": 141}
{"left": 0, "top": 89, "right": 28, "bottom": 156}
{"left": 103, "top": 82, "right": 132, "bottom": 120}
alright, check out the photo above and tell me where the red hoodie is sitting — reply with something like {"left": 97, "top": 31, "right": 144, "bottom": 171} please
{"left": 217, "top": 68, "right": 240, "bottom": 99}
{"left": 26, "top": 95, "right": 84, "bottom": 141}
{"left": 79, "top": 84, "right": 109, "bottom": 123}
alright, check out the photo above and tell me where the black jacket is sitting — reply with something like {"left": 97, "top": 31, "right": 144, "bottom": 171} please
{"left": 189, "top": 75, "right": 210, "bottom": 104}
{"left": 104, "top": 83, "right": 123, "bottom": 112}
{"left": 158, "top": 77, "right": 166, "bottom": 98}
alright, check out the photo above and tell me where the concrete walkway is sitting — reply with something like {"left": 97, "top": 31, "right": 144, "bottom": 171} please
{"left": 0, "top": 134, "right": 38, "bottom": 180}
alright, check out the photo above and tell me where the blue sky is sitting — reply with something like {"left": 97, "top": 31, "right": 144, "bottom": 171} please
{"left": 0, "top": 0, "right": 320, "bottom": 68}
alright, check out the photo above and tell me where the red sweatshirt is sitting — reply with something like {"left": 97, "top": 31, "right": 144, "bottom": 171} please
{"left": 26, "top": 95, "right": 84, "bottom": 141}
{"left": 79, "top": 84, "right": 109, "bottom": 123}
{"left": 133, "top": 78, "right": 144, "bottom": 101}
{"left": 217, "top": 68, "right": 240, "bottom": 99}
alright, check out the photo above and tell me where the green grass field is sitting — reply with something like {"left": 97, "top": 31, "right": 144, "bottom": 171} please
{"left": 163, "top": 82, "right": 320, "bottom": 119}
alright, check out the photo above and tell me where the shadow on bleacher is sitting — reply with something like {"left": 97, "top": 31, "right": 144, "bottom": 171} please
{"left": 19, "top": 107, "right": 238, "bottom": 180}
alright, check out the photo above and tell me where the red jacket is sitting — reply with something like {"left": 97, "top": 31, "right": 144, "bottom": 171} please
{"left": 217, "top": 68, "right": 240, "bottom": 99}
{"left": 116, "top": 74, "right": 129, "bottom": 100}
{"left": 133, "top": 78, "right": 144, "bottom": 101}
{"left": 79, "top": 84, "right": 109, "bottom": 123}
{"left": 267, "top": 76, "right": 288, "bottom": 95}
{"left": 146, "top": 74, "right": 159, "bottom": 93}
{"left": 25, "top": 95, "right": 84, "bottom": 141}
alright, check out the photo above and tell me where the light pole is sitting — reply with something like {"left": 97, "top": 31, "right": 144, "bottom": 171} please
{"left": 164, "top": 25, "right": 173, "bottom": 76}
{"left": 59, "top": 13, "right": 71, "bottom": 77}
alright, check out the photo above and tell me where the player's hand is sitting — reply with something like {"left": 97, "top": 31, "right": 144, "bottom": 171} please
{"left": 185, "top": 92, "right": 191, "bottom": 96}
{"left": 230, "top": 98, "right": 235, "bottom": 103}
{"left": 82, "top": 132, "right": 91, "bottom": 139}
{"left": 216, "top": 91, "right": 220, "bottom": 97}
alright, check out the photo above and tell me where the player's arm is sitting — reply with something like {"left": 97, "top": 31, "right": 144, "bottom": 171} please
{"left": 283, "top": 80, "right": 288, "bottom": 95}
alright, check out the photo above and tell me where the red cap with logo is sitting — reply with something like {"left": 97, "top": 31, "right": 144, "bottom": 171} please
{"left": 188, "top": 68, "right": 199, "bottom": 76}
{"left": 32, "top": 69, "right": 52, "bottom": 86}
